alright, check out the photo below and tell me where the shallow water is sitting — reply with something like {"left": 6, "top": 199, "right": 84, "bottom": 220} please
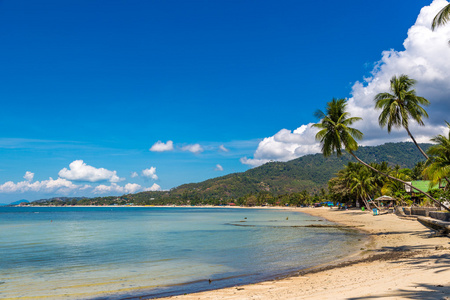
{"left": 0, "top": 207, "right": 364, "bottom": 299}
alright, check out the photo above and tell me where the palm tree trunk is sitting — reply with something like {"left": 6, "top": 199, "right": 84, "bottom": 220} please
{"left": 405, "top": 127, "right": 429, "bottom": 159}
{"left": 349, "top": 151, "right": 450, "bottom": 212}
{"left": 361, "top": 197, "right": 371, "bottom": 212}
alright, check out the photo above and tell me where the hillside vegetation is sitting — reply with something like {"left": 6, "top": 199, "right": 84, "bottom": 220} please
{"left": 124, "top": 142, "right": 430, "bottom": 204}
{"left": 30, "top": 142, "right": 430, "bottom": 206}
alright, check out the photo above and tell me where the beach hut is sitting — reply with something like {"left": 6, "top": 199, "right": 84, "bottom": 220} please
{"left": 370, "top": 196, "right": 396, "bottom": 214}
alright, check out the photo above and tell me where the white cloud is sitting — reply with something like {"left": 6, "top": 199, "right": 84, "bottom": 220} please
{"left": 142, "top": 167, "right": 158, "bottom": 180}
{"left": 124, "top": 183, "right": 142, "bottom": 194}
{"left": 215, "top": 164, "right": 224, "bottom": 171}
{"left": 181, "top": 143, "right": 204, "bottom": 154}
{"left": 1, "top": 174, "right": 147, "bottom": 196}
{"left": 23, "top": 171, "right": 34, "bottom": 182}
{"left": 242, "top": 0, "right": 450, "bottom": 167}
{"left": 58, "top": 160, "right": 123, "bottom": 183}
{"left": 144, "top": 183, "right": 161, "bottom": 191}
{"left": 93, "top": 183, "right": 122, "bottom": 194}
{"left": 130, "top": 171, "right": 139, "bottom": 178}
{"left": 0, "top": 177, "right": 84, "bottom": 194}
{"left": 150, "top": 140, "right": 174, "bottom": 152}
{"left": 241, "top": 124, "right": 321, "bottom": 167}
{"left": 92, "top": 183, "right": 144, "bottom": 194}
{"left": 219, "top": 145, "right": 229, "bottom": 152}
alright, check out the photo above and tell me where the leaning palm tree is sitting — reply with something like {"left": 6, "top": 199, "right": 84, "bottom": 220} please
{"left": 374, "top": 74, "right": 430, "bottom": 159}
{"left": 432, "top": 3, "right": 450, "bottom": 30}
{"left": 313, "top": 98, "right": 450, "bottom": 212}
{"left": 423, "top": 122, "right": 450, "bottom": 190}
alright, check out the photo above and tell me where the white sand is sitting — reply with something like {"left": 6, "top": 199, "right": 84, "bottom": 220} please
{"left": 155, "top": 207, "right": 450, "bottom": 300}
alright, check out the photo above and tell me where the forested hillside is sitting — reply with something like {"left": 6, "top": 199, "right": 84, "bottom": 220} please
{"left": 30, "top": 142, "right": 431, "bottom": 206}
{"left": 125, "top": 142, "right": 430, "bottom": 204}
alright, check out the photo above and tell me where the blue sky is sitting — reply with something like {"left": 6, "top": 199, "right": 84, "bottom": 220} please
{"left": 1, "top": 0, "right": 449, "bottom": 203}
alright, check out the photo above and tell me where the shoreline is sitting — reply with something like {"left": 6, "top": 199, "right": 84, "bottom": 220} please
{"left": 154, "top": 207, "right": 450, "bottom": 300}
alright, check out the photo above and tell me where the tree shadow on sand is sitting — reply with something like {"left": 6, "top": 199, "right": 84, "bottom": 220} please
{"left": 392, "top": 252, "right": 450, "bottom": 274}
{"left": 348, "top": 252, "right": 450, "bottom": 300}
{"left": 347, "top": 283, "right": 450, "bottom": 299}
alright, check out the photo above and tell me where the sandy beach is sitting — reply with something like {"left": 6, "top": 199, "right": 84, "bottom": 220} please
{"left": 155, "top": 207, "right": 450, "bottom": 300}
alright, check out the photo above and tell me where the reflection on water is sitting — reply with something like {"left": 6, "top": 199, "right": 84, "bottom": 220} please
{"left": 0, "top": 207, "right": 365, "bottom": 299}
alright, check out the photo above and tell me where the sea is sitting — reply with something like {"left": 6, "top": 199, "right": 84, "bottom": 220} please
{"left": 0, "top": 206, "right": 365, "bottom": 300}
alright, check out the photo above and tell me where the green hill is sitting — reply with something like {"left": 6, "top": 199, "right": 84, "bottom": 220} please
{"left": 32, "top": 142, "right": 431, "bottom": 206}
{"left": 125, "top": 142, "right": 430, "bottom": 204}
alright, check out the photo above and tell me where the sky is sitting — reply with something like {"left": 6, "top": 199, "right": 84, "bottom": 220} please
{"left": 1, "top": 0, "right": 449, "bottom": 203}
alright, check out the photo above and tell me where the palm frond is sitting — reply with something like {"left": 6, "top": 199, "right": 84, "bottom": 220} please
{"left": 313, "top": 109, "right": 326, "bottom": 120}
{"left": 432, "top": 3, "right": 450, "bottom": 30}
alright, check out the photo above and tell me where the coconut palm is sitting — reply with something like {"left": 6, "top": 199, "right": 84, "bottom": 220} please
{"left": 313, "top": 98, "right": 362, "bottom": 157}
{"left": 381, "top": 168, "right": 412, "bottom": 196}
{"left": 313, "top": 98, "right": 450, "bottom": 212}
{"left": 348, "top": 166, "right": 377, "bottom": 209}
{"left": 423, "top": 122, "right": 450, "bottom": 189}
{"left": 374, "top": 75, "right": 430, "bottom": 159}
{"left": 432, "top": 3, "right": 450, "bottom": 30}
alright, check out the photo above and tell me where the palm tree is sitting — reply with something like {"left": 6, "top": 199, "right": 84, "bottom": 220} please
{"left": 432, "top": 3, "right": 450, "bottom": 30}
{"left": 313, "top": 98, "right": 450, "bottom": 212}
{"left": 423, "top": 122, "right": 450, "bottom": 190}
{"left": 349, "top": 166, "right": 377, "bottom": 209}
{"left": 374, "top": 75, "right": 430, "bottom": 159}
{"left": 381, "top": 168, "right": 412, "bottom": 196}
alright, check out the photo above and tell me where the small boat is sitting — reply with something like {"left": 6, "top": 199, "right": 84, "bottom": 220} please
{"left": 417, "top": 216, "right": 450, "bottom": 236}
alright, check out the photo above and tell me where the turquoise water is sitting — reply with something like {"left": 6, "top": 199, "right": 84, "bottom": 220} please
{"left": 0, "top": 207, "right": 364, "bottom": 299}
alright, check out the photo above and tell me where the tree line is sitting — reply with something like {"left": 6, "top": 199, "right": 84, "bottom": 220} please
{"left": 313, "top": 74, "right": 450, "bottom": 212}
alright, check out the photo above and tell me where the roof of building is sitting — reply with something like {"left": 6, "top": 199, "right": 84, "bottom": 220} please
{"left": 405, "top": 180, "right": 446, "bottom": 193}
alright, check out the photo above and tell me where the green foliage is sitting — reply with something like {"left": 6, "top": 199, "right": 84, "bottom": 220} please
{"left": 29, "top": 142, "right": 431, "bottom": 207}
{"left": 424, "top": 122, "right": 450, "bottom": 186}
{"left": 432, "top": 3, "right": 450, "bottom": 30}
{"left": 374, "top": 74, "right": 429, "bottom": 132}
{"left": 312, "top": 98, "right": 363, "bottom": 156}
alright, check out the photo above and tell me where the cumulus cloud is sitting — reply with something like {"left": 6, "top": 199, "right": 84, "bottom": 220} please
{"left": 0, "top": 177, "right": 84, "bottom": 194}
{"left": 92, "top": 183, "right": 143, "bottom": 194}
{"left": 215, "top": 164, "right": 224, "bottom": 171}
{"left": 241, "top": 124, "right": 321, "bottom": 167}
{"left": 144, "top": 183, "right": 161, "bottom": 191}
{"left": 1, "top": 172, "right": 150, "bottom": 196}
{"left": 23, "top": 171, "right": 34, "bottom": 182}
{"left": 242, "top": 0, "right": 450, "bottom": 167}
{"left": 93, "top": 183, "right": 121, "bottom": 194}
{"left": 142, "top": 167, "right": 158, "bottom": 180}
{"left": 181, "top": 143, "right": 204, "bottom": 154}
{"left": 124, "top": 183, "right": 142, "bottom": 194}
{"left": 150, "top": 140, "right": 174, "bottom": 152}
{"left": 130, "top": 171, "right": 139, "bottom": 178}
{"left": 58, "top": 160, "right": 123, "bottom": 183}
{"left": 219, "top": 145, "right": 229, "bottom": 152}
{"left": 346, "top": 0, "right": 450, "bottom": 144}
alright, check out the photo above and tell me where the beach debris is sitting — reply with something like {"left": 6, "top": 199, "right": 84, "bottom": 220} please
{"left": 435, "top": 245, "right": 450, "bottom": 250}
